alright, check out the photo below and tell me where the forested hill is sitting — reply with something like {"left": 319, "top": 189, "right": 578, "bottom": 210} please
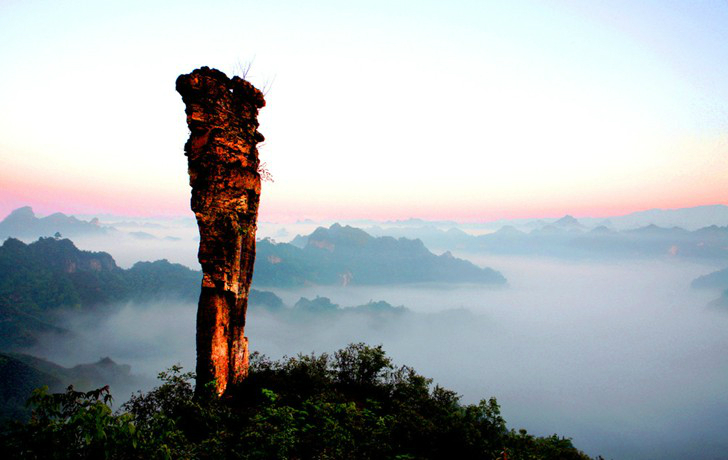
{"left": 0, "top": 237, "right": 199, "bottom": 313}
{"left": 0, "top": 344, "right": 594, "bottom": 459}
{"left": 0, "top": 234, "right": 504, "bottom": 349}
{"left": 254, "top": 224, "right": 506, "bottom": 287}
{"left": 0, "top": 237, "right": 202, "bottom": 350}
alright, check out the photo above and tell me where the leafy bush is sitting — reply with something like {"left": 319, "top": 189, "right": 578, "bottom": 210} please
{"left": 1, "top": 385, "right": 140, "bottom": 459}
{"left": 1, "top": 344, "right": 594, "bottom": 459}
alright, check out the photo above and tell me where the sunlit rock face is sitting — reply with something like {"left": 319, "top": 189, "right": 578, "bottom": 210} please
{"left": 176, "top": 67, "right": 265, "bottom": 396}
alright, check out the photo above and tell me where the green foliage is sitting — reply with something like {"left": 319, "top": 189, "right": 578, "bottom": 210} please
{"left": 1, "top": 385, "right": 141, "bottom": 459}
{"left": 0, "top": 238, "right": 200, "bottom": 317}
{"left": 1, "top": 344, "right": 595, "bottom": 459}
{"left": 0, "top": 237, "right": 287, "bottom": 350}
{"left": 334, "top": 343, "right": 391, "bottom": 387}
{"left": 0, "top": 237, "right": 202, "bottom": 350}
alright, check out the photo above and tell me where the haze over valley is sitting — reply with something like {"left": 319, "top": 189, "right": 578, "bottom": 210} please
{"left": 2, "top": 206, "right": 728, "bottom": 459}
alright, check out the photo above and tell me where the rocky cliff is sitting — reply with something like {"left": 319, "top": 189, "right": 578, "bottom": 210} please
{"left": 176, "top": 67, "right": 265, "bottom": 396}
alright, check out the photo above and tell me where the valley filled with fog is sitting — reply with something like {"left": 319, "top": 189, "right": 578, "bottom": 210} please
{"left": 3, "top": 207, "right": 728, "bottom": 459}
{"left": 28, "top": 254, "right": 728, "bottom": 459}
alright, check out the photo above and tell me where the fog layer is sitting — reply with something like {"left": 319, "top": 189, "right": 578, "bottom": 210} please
{"left": 29, "top": 255, "right": 728, "bottom": 460}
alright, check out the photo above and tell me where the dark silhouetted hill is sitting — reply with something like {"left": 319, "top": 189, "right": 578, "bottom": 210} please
{"left": 691, "top": 266, "right": 728, "bottom": 307}
{"left": 253, "top": 224, "right": 506, "bottom": 287}
{"left": 0, "top": 344, "right": 594, "bottom": 459}
{"left": 0, "top": 237, "right": 284, "bottom": 350}
{"left": 692, "top": 266, "right": 728, "bottom": 290}
{"left": 0, "top": 353, "right": 142, "bottom": 423}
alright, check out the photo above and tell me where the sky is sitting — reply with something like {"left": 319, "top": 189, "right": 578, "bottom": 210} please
{"left": 1, "top": 0, "right": 727, "bottom": 222}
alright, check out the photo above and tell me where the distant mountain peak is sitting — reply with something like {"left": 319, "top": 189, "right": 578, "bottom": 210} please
{"left": 495, "top": 225, "right": 523, "bottom": 235}
{"left": 6, "top": 206, "right": 35, "bottom": 219}
{"left": 96, "top": 357, "right": 116, "bottom": 366}
{"left": 255, "top": 225, "right": 506, "bottom": 286}
{"left": 640, "top": 224, "right": 662, "bottom": 231}
{"left": 307, "top": 224, "right": 373, "bottom": 248}
{"left": 554, "top": 215, "right": 581, "bottom": 226}
{"left": 0, "top": 207, "right": 110, "bottom": 240}
{"left": 590, "top": 225, "right": 613, "bottom": 234}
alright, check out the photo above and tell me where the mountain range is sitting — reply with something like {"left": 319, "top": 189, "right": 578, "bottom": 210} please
{"left": 0, "top": 229, "right": 505, "bottom": 349}
{"left": 255, "top": 224, "right": 506, "bottom": 287}
{"left": 0, "top": 207, "right": 111, "bottom": 241}
{"left": 0, "top": 237, "right": 203, "bottom": 350}
{"left": 367, "top": 218, "right": 728, "bottom": 261}
{"left": 469, "top": 204, "right": 728, "bottom": 232}
{"left": 0, "top": 207, "right": 188, "bottom": 244}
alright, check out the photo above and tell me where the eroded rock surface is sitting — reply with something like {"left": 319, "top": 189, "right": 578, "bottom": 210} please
{"left": 176, "top": 67, "right": 265, "bottom": 396}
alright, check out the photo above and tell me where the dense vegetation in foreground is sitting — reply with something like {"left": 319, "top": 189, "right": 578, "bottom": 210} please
{"left": 1, "top": 344, "right": 593, "bottom": 460}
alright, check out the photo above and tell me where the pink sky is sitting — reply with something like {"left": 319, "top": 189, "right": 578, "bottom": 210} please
{"left": 2, "top": 168, "right": 726, "bottom": 223}
{"left": 1, "top": 1, "right": 727, "bottom": 224}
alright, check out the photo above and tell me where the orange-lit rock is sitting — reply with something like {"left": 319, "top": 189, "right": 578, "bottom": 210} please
{"left": 176, "top": 67, "right": 265, "bottom": 396}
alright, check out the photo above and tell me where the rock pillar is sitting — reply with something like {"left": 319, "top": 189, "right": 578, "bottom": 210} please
{"left": 176, "top": 67, "right": 265, "bottom": 396}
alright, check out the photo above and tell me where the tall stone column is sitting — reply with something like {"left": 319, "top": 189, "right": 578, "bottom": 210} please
{"left": 176, "top": 67, "right": 265, "bottom": 396}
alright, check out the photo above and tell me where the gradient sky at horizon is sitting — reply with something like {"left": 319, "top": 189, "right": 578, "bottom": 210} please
{"left": 1, "top": 0, "right": 727, "bottom": 223}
